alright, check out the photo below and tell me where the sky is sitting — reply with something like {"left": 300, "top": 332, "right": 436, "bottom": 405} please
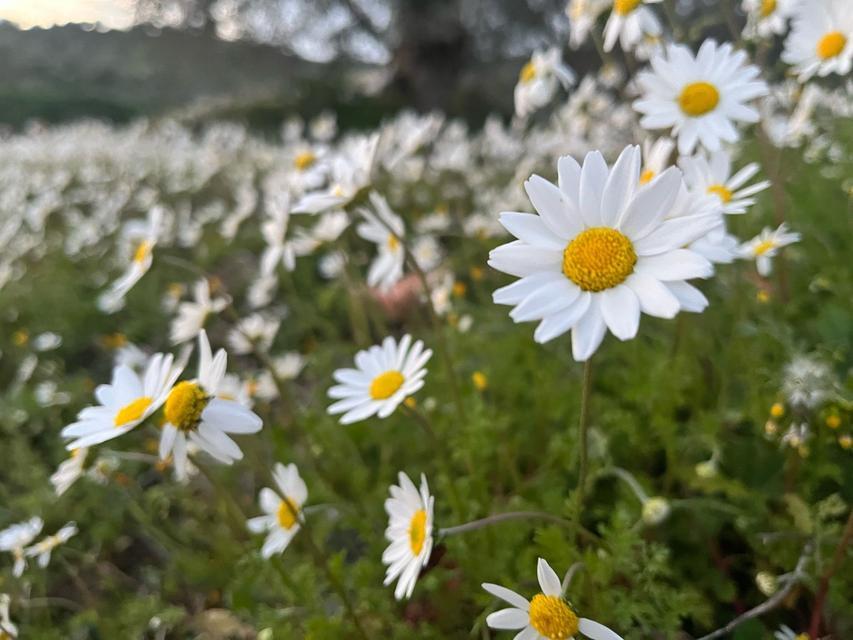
{"left": 0, "top": 0, "right": 135, "bottom": 30}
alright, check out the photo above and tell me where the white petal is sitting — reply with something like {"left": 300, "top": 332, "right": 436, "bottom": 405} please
{"left": 600, "top": 285, "right": 640, "bottom": 341}
{"left": 579, "top": 151, "right": 608, "bottom": 227}
{"left": 536, "top": 558, "right": 563, "bottom": 596}
{"left": 482, "top": 583, "right": 530, "bottom": 611}
{"left": 579, "top": 618, "right": 625, "bottom": 640}
{"left": 571, "top": 299, "right": 607, "bottom": 362}
{"left": 486, "top": 608, "right": 529, "bottom": 630}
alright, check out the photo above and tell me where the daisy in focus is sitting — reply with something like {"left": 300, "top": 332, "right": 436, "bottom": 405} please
{"left": 159, "top": 330, "right": 263, "bottom": 480}
{"left": 170, "top": 279, "right": 229, "bottom": 345}
{"left": 50, "top": 447, "right": 88, "bottom": 496}
{"left": 489, "top": 145, "right": 716, "bottom": 361}
{"left": 26, "top": 522, "right": 77, "bottom": 569}
{"left": 0, "top": 517, "right": 43, "bottom": 577}
{"left": 61, "top": 353, "right": 180, "bottom": 450}
{"left": 603, "top": 0, "right": 663, "bottom": 55}
{"left": 633, "top": 40, "right": 769, "bottom": 154}
{"left": 680, "top": 149, "right": 770, "bottom": 215}
{"left": 782, "top": 0, "right": 852, "bottom": 80}
{"left": 738, "top": 223, "right": 801, "bottom": 276}
{"left": 247, "top": 463, "right": 307, "bottom": 558}
{"left": 514, "top": 47, "right": 576, "bottom": 119}
{"left": 382, "top": 472, "right": 434, "bottom": 600}
{"left": 356, "top": 192, "right": 406, "bottom": 292}
{"left": 742, "top": 0, "right": 799, "bottom": 38}
{"left": 482, "top": 557, "right": 624, "bottom": 640}
{"left": 327, "top": 335, "right": 432, "bottom": 424}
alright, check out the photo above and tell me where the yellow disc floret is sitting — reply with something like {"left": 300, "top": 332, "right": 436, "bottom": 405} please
{"left": 114, "top": 396, "right": 154, "bottom": 427}
{"left": 614, "top": 0, "right": 642, "bottom": 16}
{"left": 528, "top": 594, "right": 579, "bottom": 640}
{"left": 760, "top": 0, "right": 776, "bottom": 17}
{"left": 164, "top": 381, "right": 209, "bottom": 432}
{"left": 639, "top": 169, "right": 656, "bottom": 184}
{"left": 817, "top": 32, "right": 846, "bottom": 60}
{"left": 133, "top": 240, "right": 153, "bottom": 264}
{"left": 707, "top": 184, "right": 733, "bottom": 203}
{"left": 276, "top": 497, "right": 301, "bottom": 530}
{"left": 293, "top": 151, "right": 317, "bottom": 171}
{"left": 519, "top": 61, "right": 537, "bottom": 83}
{"left": 678, "top": 82, "right": 720, "bottom": 117}
{"left": 370, "top": 370, "right": 405, "bottom": 400}
{"left": 562, "top": 227, "right": 637, "bottom": 292}
{"left": 408, "top": 509, "right": 428, "bottom": 555}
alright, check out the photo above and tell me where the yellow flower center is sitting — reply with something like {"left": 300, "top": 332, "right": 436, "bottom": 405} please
{"left": 528, "top": 594, "right": 579, "bottom": 640}
{"left": 770, "top": 402, "right": 785, "bottom": 418}
{"left": 562, "top": 227, "right": 637, "bottom": 292}
{"left": 519, "top": 61, "right": 537, "bottom": 83}
{"left": 678, "top": 82, "right": 720, "bottom": 117}
{"left": 408, "top": 508, "right": 427, "bottom": 555}
{"left": 133, "top": 240, "right": 153, "bottom": 264}
{"left": 164, "top": 381, "right": 209, "bottom": 432}
{"left": 294, "top": 151, "right": 317, "bottom": 171}
{"left": 369, "top": 370, "right": 405, "bottom": 400}
{"left": 614, "top": 0, "right": 642, "bottom": 16}
{"left": 817, "top": 32, "right": 846, "bottom": 60}
{"left": 12, "top": 329, "right": 28, "bottom": 346}
{"left": 707, "top": 184, "right": 733, "bottom": 203}
{"left": 639, "top": 169, "right": 656, "bottom": 184}
{"left": 759, "top": 0, "right": 776, "bottom": 17}
{"left": 387, "top": 233, "right": 400, "bottom": 251}
{"left": 114, "top": 396, "right": 154, "bottom": 427}
{"left": 276, "top": 496, "right": 301, "bottom": 530}
{"left": 753, "top": 239, "right": 776, "bottom": 256}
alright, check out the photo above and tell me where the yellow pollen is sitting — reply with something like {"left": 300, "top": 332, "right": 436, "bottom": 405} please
{"left": 562, "top": 227, "right": 637, "bottom": 292}
{"left": 408, "top": 509, "right": 427, "bottom": 555}
{"left": 826, "top": 414, "right": 841, "bottom": 429}
{"left": 707, "top": 184, "right": 733, "bottom": 203}
{"left": 519, "top": 61, "right": 537, "bottom": 83}
{"left": 369, "top": 370, "right": 405, "bottom": 400}
{"left": 528, "top": 594, "right": 579, "bottom": 640}
{"left": 387, "top": 233, "right": 400, "bottom": 251}
{"left": 770, "top": 402, "right": 785, "bottom": 418}
{"left": 817, "top": 32, "right": 846, "bottom": 60}
{"left": 753, "top": 239, "right": 776, "bottom": 256}
{"left": 760, "top": 0, "right": 776, "bottom": 17}
{"left": 164, "top": 381, "right": 209, "bottom": 432}
{"left": 679, "top": 82, "right": 720, "bottom": 117}
{"left": 294, "top": 151, "right": 317, "bottom": 171}
{"left": 114, "top": 396, "right": 153, "bottom": 427}
{"left": 472, "top": 371, "right": 488, "bottom": 391}
{"left": 614, "top": 0, "right": 642, "bottom": 16}
{"left": 133, "top": 240, "right": 153, "bottom": 264}
{"left": 639, "top": 169, "right": 656, "bottom": 184}
{"left": 276, "top": 496, "right": 300, "bottom": 530}
{"left": 12, "top": 329, "right": 28, "bottom": 346}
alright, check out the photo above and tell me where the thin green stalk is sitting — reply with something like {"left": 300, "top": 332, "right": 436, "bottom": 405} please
{"left": 574, "top": 358, "right": 594, "bottom": 540}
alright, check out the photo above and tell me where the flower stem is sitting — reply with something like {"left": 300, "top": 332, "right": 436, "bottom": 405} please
{"left": 438, "top": 511, "right": 599, "bottom": 543}
{"left": 574, "top": 358, "right": 593, "bottom": 538}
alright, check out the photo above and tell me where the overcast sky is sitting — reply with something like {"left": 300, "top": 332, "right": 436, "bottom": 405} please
{"left": 0, "top": 0, "right": 136, "bottom": 29}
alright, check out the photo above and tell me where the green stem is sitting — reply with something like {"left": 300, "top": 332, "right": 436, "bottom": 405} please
{"left": 574, "top": 358, "right": 593, "bottom": 539}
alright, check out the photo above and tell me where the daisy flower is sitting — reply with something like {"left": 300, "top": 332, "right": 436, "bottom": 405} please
{"left": 26, "top": 522, "right": 77, "bottom": 569}
{"left": 97, "top": 206, "right": 164, "bottom": 313}
{"left": 742, "top": 0, "right": 799, "bottom": 38}
{"left": 482, "top": 557, "right": 624, "bottom": 640}
{"left": 227, "top": 313, "right": 280, "bottom": 355}
{"left": 61, "top": 353, "right": 180, "bottom": 450}
{"left": 603, "top": 0, "right": 663, "bottom": 55}
{"left": 382, "top": 472, "right": 434, "bottom": 600}
{"left": 639, "top": 137, "right": 675, "bottom": 185}
{"left": 633, "top": 40, "right": 769, "bottom": 155}
{"left": 0, "top": 517, "right": 43, "bottom": 577}
{"left": 0, "top": 594, "right": 16, "bottom": 639}
{"left": 260, "top": 197, "right": 297, "bottom": 276}
{"left": 782, "top": 0, "right": 852, "bottom": 81}
{"left": 680, "top": 149, "right": 770, "bottom": 214}
{"left": 356, "top": 192, "right": 406, "bottom": 292}
{"left": 159, "top": 330, "right": 263, "bottom": 480}
{"left": 514, "top": 47, "right": 576, "bottom": 118}
{"left": 50, "top": 447, "right": 88, "bottom": 496}
{"left": 247, "top": 463, "right": 307, "bottom": 558}
{"left": 170, "top": 279, "right": 229, "bottom": 345}
{"left": 567, "top": 0, "right": 610, "bottom": 49}
{"left": 738, "top": 223, "right": 800, "bottom": 276}
{"left": 327, "top": 335, "right": 432, "bottom": 424}
{"left": 489, "top": 145, "right": 716, "bottom": 361}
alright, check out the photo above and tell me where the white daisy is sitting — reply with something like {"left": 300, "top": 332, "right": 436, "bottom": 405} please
{"left": 680, "top": 149, "right": 770, "bottom": 214}
{"left": 356, "top": 192, "right": 406, "bottom": 292}
{"left": 742, "top": 0, "right": 799, "bottom": 38}
{"left": 738, "top": 223, "right": 801, "bottom": 276}
{"left": 25, "top": 522, "right": 77, "bottom": 569}
{"left": 0, "top": 593, "right": 17, "bottom": 639}
{"left": 603, "top": 0, "right": 663, "bottom": 55}
{"left": 159, "top": 330, "right": 263, "bottom": 480}
{"left": 782, "top": 0, "right": 852, "bottom": 81}
{"left": 97, "top": 206, "right": 164, "bottom": 313}
{"left": 382, "top": 472, "right": 434, "bottom": 600}
{"left": 260, "top": 196, "right": 297, "bottom": 276}
{"left": 482, "top": 558, "right": 624, "bottom": 640}
{"left": 227, "top": 313, "right": 280, "bottom": 355}
{"left": 639, "top": 137, "right": 675, "bottom": 185}
{"left": 0, "top": 517, "right": 43, "bottom": 577}
{"left": 514, "top": 47, "right": 576, "bottom": 119}
{"left": 489, "top": 145, "right": 717, "bottom": 361}
{"left": 634, "top": 40, "right": 769, "bottom": 155}
{"left": 61, "top": 353, "right": 180, "bottom": 450}
{"left": 247, "top": 463, "right": 307, "bottom": 558}
{"left": 567, "top": 0, "right": 611, "bottom": 49}
{"left": 327, "top": 335, "right": 432, "bottom": 425}
{"left": 50, "top": 447, "right": 88, "bottom": 497}
{"left": 170, "top": 279, "right": 229, "bottom": 345}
